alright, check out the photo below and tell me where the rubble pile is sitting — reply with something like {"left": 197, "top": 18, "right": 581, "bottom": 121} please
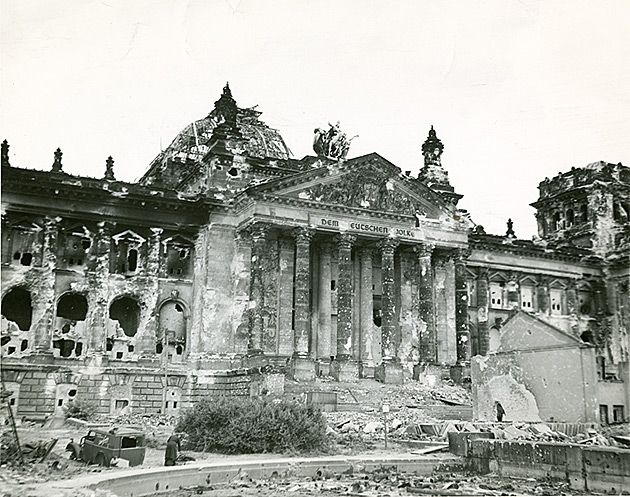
{"left": 104, "top": 413, "right": 177, "bottom": 447}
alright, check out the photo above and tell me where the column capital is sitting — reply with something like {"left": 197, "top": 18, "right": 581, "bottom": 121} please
{"left": 278, "top": 237, "right": 293, "bottom": 251}
{"left": 97, "top": 220, "right": 115, "bottom": 236}
{"left": 335, "top": 233, "right": 356, "bottom": 250}
{"left": 378, "top": 237, "right": 399, "bottom": 253}
{"left": 359, "top": 246, "right": 373, "bottom": 262}
{"left": 477, "top": 266, "right": 489, "bottom": 279}
{"left": 247, "top": 222, "right": 270, "bottom": 242}
{"left": 453, "top": 247, "right": 472, "bottom": 262}
{"left": 293, "top": 226, "right": 315, "bottom": 244}
{"left": 413, "top": 242, "right": 434, "bottom": 258}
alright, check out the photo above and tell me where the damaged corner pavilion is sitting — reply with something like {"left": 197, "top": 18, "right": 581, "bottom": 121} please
{"left": 1, "top": 84, "right": 629, "bottom": 424}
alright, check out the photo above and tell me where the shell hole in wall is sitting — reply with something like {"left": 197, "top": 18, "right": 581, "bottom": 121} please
{"left": 53, "top": 339, "right": 76, "bottom": 357}
{"left": 227, "top": 167, "right": 239, "bottom": 177}
{"left": 109, "top": 297, "right": 140, "bottom": 337}
{"left": 57, "top": 293, "right": 88, "bottom": 321}
{"left": 1, "top": 287, "right": 33, "bottom": 331}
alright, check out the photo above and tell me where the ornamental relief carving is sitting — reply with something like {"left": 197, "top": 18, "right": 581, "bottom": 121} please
{"left": 294, "top": 171, "right": 427, "bottom": 216}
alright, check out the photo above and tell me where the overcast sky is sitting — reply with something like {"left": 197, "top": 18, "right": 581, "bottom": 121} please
{"left": 2, "top": 0, "right": 629, "bottom": 237}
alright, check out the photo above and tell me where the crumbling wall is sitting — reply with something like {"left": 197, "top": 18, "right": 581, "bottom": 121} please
{"left": 192, "top": 224, "right": 245, "bottom": 358}
{"left": 472, "top": 345, "right": 598, "bottom": 422}
{"left": 472, "top": 355, "right": 541, "bottom": 422}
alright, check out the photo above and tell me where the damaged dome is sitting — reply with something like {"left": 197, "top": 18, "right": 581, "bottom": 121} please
{"left": 146, "top": 84, "right": 291, "bottom": 169}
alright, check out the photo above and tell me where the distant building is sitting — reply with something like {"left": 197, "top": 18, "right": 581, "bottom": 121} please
{"left": 1, "top": 84, "right": 628, "bottom": 422}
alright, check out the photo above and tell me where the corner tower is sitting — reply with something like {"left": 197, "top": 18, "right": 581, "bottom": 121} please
{"left": 530, "top": 161, "right": 630, "bottom": 257}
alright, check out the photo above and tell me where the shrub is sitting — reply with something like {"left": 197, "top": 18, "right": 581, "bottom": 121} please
{"left": 176, "top": 397, "right": 329, "bottom": 454}
{"left": 64, "top": 399, "right": 98, "bottom": 420}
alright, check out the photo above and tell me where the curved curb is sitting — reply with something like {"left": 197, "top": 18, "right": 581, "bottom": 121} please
{"left": 47, "top": 453, "right": 460, "bottom": 497}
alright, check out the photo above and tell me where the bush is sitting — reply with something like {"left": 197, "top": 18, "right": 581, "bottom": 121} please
{"left": 176, "top": 397, "right": 329, "bottom": 454}
{"left": 64, "top": 399, "right": 98, "bottom": 420}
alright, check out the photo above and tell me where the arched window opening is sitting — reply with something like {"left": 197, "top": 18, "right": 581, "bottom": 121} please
{"left": 580, "top": 204, "right": 588, "bottom": 223}
{"left": 157, "top": 301, "right": 187, "bottom": 362}
{"left": 53, "top": 293, "right": 88, "bottom": 358}
{"left": 1, "top": 287, "right": 32, "bottom": 331}
{"left": 552, "top": 212, "right": 561, "bottom": 231}
{"left": 109, "top": 297, "right": 141, "bottom": 337}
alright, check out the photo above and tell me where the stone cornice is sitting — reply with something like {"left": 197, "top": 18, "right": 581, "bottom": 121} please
{"left": 469, "top": 234, "right": 602, "bottom": 266}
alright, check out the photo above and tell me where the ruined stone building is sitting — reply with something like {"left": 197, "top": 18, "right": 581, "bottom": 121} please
{"left": 2, "top": 84, "right": 629, "bottom": 422}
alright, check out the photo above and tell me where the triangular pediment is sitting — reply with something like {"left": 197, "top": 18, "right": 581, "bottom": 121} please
{"left": 497, "top": 311, "right": 586, "bottom": 353}
{"left": 247, "top": 153, "right": 452, "bottom": 219}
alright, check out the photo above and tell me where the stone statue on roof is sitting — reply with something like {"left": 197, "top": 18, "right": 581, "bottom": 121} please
{"left": 313, "top": 122, "right": 357, "bottom": 160}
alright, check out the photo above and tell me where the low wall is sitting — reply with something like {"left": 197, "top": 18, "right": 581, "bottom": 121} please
{"left": 468, "top": 439, "right": 630, "bottom": 493}
{"left": 43, "top": 454, "right": 459, "bottom": 497}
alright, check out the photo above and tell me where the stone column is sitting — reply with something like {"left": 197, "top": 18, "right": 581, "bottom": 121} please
{"left": 476, "top": 267, "right": 490, "bottom": 356}
{"left": 359, "top": 247, "right": 375, "bottom": 377}
{"left": 454, "top": 249, "right": 470, "bottom": 364}
{"left": 32, "top": 217, "right": 59, "bottom": 356}
{"left": 248, "top": 223, "right": 268, "bottom": 355}
{"left": 375, "top": 238, "right": 403, "bottom": 384}
{"left": 415, "top": 243, "right": 435, "bottom": 363}
{"left": 330, "top": 233, "right": 358, "bottom": 381}
{"left": 317, "top": 241, "right": 332, "bottom": 361}
{"left": 291, "top": 227, "right": 316, "bottom": 380}
{"left": 276, "top": 238, "right": 295, "bottom": 356}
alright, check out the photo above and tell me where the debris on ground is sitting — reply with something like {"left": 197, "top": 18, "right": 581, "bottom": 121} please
{"left": 154, "top": 467, "right": 587, "bottom": 496}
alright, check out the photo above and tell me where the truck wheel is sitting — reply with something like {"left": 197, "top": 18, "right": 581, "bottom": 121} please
{"left": 95, "top": 453, "right": 110, "bottom": 467}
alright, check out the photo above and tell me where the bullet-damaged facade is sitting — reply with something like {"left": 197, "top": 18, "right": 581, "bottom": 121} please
{"left": 2, "top": 85, "right": 629, "bottom": 422}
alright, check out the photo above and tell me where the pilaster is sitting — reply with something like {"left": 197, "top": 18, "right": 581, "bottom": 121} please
{"left": 86, "top": 221, "right": 112, "bottom": 358}
{"left": 32, "top": 217, "right": 59, "bottom": 355}
{"left": 454, "top": 249, "right": 469, "bottom": 364}
{"left": 248, "top": 223, "right": 268, "bottom": 355}
{"left": 476, "top": 267, "right": 490, "bottom": 356}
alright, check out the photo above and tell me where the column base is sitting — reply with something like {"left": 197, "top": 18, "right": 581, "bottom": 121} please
{"left": 290, "top": 356, "right": 316, "bottom": 381}
{"left": 29, "top": 351, "right": 55, "bottom": 364}
{"left": 316, "top": 359, "right": 331, "bottom": 377}
{"left": 85, "top": 353, "right": 109, "bottom": 368}
{"left": 375, "top": 361, "right": 404, "bottom": 384}
{"left": 449, "top": 364, "right": 471, "bottom": 384}
{"left": 330, "top": 359, "right": 359, "bottom": 382}
{"left": 359, "top": 362, "right": 376, "bottom": 379}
